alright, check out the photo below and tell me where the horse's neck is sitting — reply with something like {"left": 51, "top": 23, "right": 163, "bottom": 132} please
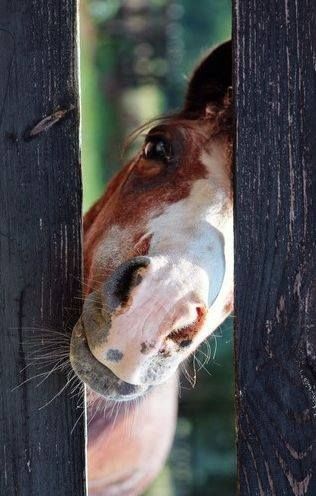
{"left": 87, "top": 376, "right": 178, "bottom": 495}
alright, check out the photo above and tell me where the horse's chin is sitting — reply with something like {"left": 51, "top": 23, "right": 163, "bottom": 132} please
{"left": 70, "top": 318, "right": 150, "bottom": 402}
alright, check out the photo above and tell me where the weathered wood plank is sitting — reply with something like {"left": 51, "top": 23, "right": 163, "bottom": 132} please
{"left": 234, "top": 1, "right": 316, "bottom": 494}
{"left": 0, "top": 1, "right": 86, "bottom": 495}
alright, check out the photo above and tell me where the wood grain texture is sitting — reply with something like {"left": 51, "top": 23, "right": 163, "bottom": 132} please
{"left": 233, "top": 1, "right": 316, "bottom": 495}
{"left": 0, "top": 1, "right": 86, "bottom": 495}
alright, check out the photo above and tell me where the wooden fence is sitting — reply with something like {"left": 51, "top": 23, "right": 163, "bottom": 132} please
{"left": 234, "top": 0, "right": 316, "bottom": 494}
{"left": 0, "top": 0, "right": 315, "bottom": 495}
{"left": 0, "top": 1, "right": 86, "bottom": 495}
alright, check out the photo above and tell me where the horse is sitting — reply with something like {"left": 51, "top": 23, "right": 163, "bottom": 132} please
{"left": 70, "top": 40, "right": 233, "bottom": 496}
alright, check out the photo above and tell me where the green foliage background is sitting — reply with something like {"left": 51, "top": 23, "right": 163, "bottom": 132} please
{"left": 80, "top": 1, "right": 234, "bottom": 494}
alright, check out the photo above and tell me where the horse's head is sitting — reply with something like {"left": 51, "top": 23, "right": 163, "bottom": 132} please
{"left": 70, "top": 41, "right": 233, "bottom": 401}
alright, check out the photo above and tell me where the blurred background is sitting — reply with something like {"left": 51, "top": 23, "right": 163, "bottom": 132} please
{"left": 80, "top": 1, "right": 234, "bottom": 494}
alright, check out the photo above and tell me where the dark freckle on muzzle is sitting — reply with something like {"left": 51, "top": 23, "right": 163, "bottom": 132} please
{"left": 179, "top": 339, "right": 192, "bottom": 348}
{"left": 106, "top": 348, "right": 124, "bottom": 362}
{"left": 140, "top": 341, "right": 155, "bottom": 354}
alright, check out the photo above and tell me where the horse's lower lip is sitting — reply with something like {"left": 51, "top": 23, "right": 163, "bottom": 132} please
{"left": 70, "top": 318, "right": 149, "bottom": 401}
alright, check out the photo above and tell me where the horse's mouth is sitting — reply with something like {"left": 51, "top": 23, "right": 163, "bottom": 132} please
{"left": 70, "top": 318, "right": 149, "bottom": 402}
{"left": 70, "top": 288, "right": 203, "bottom": 390}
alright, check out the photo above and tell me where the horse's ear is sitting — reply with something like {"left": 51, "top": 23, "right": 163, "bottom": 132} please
{"left": 183, "top": 40, "right": 232, "bottom": 117}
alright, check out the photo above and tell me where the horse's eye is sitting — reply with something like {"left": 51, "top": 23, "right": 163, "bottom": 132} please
{"left": 143, "top": 139, "right": 173, "bottom": 163}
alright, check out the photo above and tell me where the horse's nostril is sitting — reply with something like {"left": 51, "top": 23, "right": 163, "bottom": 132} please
{"left": 166, "top": 306, "right": 206, "bottom": 348}
{"left": 104, "top": 256, "right": 150, "bottom": 311}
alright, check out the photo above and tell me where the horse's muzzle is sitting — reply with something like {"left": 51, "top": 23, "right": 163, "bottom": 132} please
{"left": 70, "top": 316, "right": 149, "bottom": 401}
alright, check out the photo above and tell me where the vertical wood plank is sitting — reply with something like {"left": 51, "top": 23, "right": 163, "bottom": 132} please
{"left": 234, "top": 0, "right": 316, "bottom": 494}
{"left": 0, "top": 1, "right": 86, "bottom": 495}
